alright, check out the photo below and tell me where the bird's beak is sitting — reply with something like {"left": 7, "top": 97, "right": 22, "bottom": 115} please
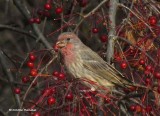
{"left": 56, "top": 41, "right": 66, "bottom": 48}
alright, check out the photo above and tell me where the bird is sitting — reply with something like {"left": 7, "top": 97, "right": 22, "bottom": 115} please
{"left": 56, "top": 32, "right": 133, "bottom": 91}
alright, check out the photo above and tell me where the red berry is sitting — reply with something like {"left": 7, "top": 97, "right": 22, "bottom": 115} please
{"left": 148, "top": 16, "right": 157, "bottom": 25}
{"left": 29, "top": 18, "right": 35, "bottom": 24}
{"left": 29, "top": 54, "right": 36, "bottom": 61}
{"left": 136, "top": 105, "right": 142, "bottom": 112}
{"left": 14, "top": 88, "right": 21, "bottom": 94}
{"left": 27, "top": 61, "right": 34, "bottom": 68}
{"left": 34, "top": 18, "right": 41, "bottom": 24}
{"left": 53, "top": 71, "right": 59, "bottom": 77}
{"left": 42, "top": 88, "right": 50, "bottom": 95}
{"left": 42, "top": 88, "right": 56, "bottom": 96}
{"left": 44, "top": 3, "right": 52, "bottom": 10}
{"left": 130, "top": 105, "right": 136, "bottom": 111}
{"left": 120, "top": 62, "right": 127, "bottom": 69}
{"left": 145, "top": 65, "right": 152, "bottom": 72}
{"left": 65, "top": 92, "right": 73, "bottom": 100}
{"left": 139, "top": 59, "right": 145, "bottom": 65}
{"left": 30, "top": 69, "right": 38, "bottom": 76}
{"left": 145, "top": 78, "right": 151, "bottom": 85}
{"left": 92, "top": 28, "right": 99, "bottom": 33}
{"left": 100, "top": 35, "right": 107, "bottom": 42}
{"left": 55, "top": 7, "right": 63, "bottom": 14}
{"left": 47, "top": 97, "right": 56, "bottom": 105}
{"left": 58, "top": 73, "right": 65, "bottom": 80}
{"left": 154, "top": 72, "right": 160, "bottom": 79}
{"left": 22, "top": 76, "right": 30, "bottom": 83}
{"left": 32, "top": 112, "right": 41, "bottom": 116}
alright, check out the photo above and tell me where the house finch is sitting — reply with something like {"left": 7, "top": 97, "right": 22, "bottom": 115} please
{"left": 56, "top": 32, "right": 133, "bottom": 90}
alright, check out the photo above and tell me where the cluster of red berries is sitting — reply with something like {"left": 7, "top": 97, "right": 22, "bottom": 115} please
{"left": 134, "top": 58, "right": 160, "bottom": 92}
{"left": 53, "top": 71, "right": 66, "bottom": 80}
{"left": 29, "top": 3, "right": 63, "bottom": 24}
{"left": 113, "top": 55, "right": 128, "bottom": 69}
{"left": 14, "top": 53, "right": 37, "bottom": 95}
{"left": 42, "top": 87, "right": 73, "bottom": 107}
{"left": 115, "top": 55, "right": 160, "bottom": 93}
{"left": 129, "top": 104, "right": 152, "bottom": 114}
{"left": 42, "top": 88, "right": 56, "bottom": 96}
{"left": 44, "top": 71, "right": 74, "bottom": 101}
{"left": 143, "top": 64, "right": 160, "bottom": 85}
{"left": 40, "top": 88, "right": 56, "bottom": 107}
{"left": 26, "top": 53, "right": 38, "bottom": 77}
{"left": 29, "top": 17, "right": 41, "bottom": 24}
{"left": 137, "top": 59, "right": 160, "bottom": 92}
{"left": 92, "top": 28, "right": 108, "bottom": 43}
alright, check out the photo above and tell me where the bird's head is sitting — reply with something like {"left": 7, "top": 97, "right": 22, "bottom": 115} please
{"left": 56, "top": 32, "right": 82, "bottom": 49}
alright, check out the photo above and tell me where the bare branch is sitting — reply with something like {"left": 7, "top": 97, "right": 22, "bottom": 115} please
{"left": 0, "top": 24, "right": 37, "bottom": 40}
{"left": 13, "top": 0, "right": 53, "bottom": 49}
{"left": 0, "top": 50, "right": 21, "bottom": 108}
{"left": 74, "top": 0, "right": 108, "bottom": 32}
{"left": 106, "top": 0, "right": 119, "bottom": 63}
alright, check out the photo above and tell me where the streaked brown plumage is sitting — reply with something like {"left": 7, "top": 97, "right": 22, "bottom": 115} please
{"left": 56, "top": 32, "right": 132, "bottom": 90}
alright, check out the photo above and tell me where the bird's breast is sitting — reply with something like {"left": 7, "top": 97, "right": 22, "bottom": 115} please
{"left": 61, "top": 46, "right": 75, "bottom": 64}
{"left": 62, "top": 50, "right": 84, "bottom": 78}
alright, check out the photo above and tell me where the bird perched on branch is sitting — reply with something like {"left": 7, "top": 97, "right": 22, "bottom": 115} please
{"left": 56, "top": 32, "right": 133, "bottom": 90}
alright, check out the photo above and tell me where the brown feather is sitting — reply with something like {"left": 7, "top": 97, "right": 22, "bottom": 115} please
{"left": 57, "top": 32, "right": 133, "bottom": 89}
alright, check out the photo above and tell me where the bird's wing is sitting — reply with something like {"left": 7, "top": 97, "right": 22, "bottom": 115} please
{"left": 77, "top": 45, "right": 132, "bottom": 88}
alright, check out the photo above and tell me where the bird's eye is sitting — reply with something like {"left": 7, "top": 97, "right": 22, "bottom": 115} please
{"left": 67, "top": 38, "right": 70, "bottom": 41}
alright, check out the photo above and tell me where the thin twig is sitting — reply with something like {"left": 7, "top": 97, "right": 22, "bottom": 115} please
{"left": 106, "top": 0, "right": 118, "bottom": 63}
{"left": 118, "top": 36, "right": 158, "bottom": 66}
{"left": 118, "top": 3, "right": 155, "bottom": 36}
{"left": 17, "top": 55, "right": 57, "bottom": 116}
{"left": 13, "top": 0, "right": 53, "bottom": 49}
{"left": 0, "top": 24, "right": 37, "bottom": 40}
{"left": 74, "top": 0, "right": 108, "bottom": 32}
{"left": 0, "top": 50, "right": 21, "bottom": 108}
